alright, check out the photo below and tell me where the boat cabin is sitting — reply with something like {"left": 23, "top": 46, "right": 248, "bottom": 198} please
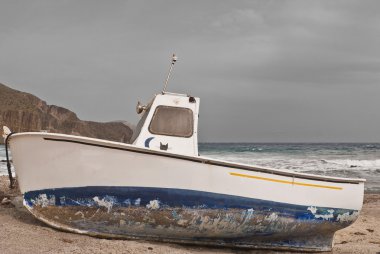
{"left": 131, "top": 92, "right": 200, "bottom": 156}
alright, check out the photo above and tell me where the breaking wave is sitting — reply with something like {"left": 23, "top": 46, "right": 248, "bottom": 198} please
{"left": 324, "top": 159, "right": 380, "bottom": 168}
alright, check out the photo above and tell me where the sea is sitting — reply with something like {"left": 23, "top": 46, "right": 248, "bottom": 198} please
{"left": 199, "top": 143, "right": 380, "bottom": 192}
{"left": 1, "top": 143, "right": 379, "bottom": 192}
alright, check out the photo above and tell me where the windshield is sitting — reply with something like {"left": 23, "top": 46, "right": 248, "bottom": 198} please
{"left": 149, "top": 106, "right": 193, "bottom": 137}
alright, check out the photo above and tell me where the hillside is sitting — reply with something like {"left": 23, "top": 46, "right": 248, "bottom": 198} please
{"left": 0, "top": 83, "right": 133, "bottom": 143}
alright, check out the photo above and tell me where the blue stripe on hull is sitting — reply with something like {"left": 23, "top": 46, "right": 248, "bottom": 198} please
{"left": 24, "top": 186, "right": 354, "bottom": 222}
{"left": 23, "top": 186, "right": 358, "bottom": 251}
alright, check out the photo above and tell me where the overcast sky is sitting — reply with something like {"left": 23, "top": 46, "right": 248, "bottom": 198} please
{"left": 1, "top": 0, "right": 379, "bottom": 142}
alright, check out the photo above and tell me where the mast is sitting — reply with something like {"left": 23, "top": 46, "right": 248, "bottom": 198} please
{"left": 162, "top": 53, "right": 178, "bottom": 93}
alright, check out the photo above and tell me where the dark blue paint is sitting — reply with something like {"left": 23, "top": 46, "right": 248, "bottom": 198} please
{"left": 144, "top": 137, "right": 154, "bottom": 148}
{"left": 24, "top": 186, "right": 355, "bottom": 222}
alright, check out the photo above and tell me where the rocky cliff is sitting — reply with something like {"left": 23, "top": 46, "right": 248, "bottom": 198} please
{"left": 0, "top": 83, "right": 133, "bottom": 143}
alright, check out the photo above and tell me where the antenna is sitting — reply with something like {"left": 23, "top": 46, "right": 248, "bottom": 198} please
{"left": 162, "top": 53, "right": 178, "bottom": 93}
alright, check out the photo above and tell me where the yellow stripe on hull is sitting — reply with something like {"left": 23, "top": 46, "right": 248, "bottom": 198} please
{"left": 229, "top": 172, "right": 343, "bottom": 190}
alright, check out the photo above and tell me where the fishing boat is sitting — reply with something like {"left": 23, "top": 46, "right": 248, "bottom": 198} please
{"left": 3, "top": 55, "right": 365, "bottom": 252}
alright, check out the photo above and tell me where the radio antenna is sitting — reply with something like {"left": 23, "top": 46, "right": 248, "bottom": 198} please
{"left": 162, "top": 53, "right": 178, "bottom": 93}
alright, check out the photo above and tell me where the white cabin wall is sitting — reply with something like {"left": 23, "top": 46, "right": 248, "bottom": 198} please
{"left": 133, "top": 93, "right": 199, "bottom": 156}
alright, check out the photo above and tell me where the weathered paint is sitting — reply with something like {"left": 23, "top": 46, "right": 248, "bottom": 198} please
{"left": 24, "top": 186, "right": 358, "bottom": 251}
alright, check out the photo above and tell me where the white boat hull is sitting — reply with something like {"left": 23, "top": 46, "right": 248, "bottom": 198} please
{"left": 9, "top": 133, "right": 365, "bottom": 251}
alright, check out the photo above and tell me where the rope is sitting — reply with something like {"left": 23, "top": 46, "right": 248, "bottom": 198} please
{"left": 5, "top": 132, "right": 16, "bottom": 189}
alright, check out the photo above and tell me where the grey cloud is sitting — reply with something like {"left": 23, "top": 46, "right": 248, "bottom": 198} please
{"left": 0, "top": 0, "right": 379, "bottom": 142}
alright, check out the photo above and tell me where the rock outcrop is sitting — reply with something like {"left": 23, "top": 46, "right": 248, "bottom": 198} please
{"left": 0, "top": 83, "right": 133, "bottom": 143}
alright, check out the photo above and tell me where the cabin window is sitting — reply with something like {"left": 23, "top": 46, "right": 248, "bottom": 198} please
{"left": 149, "top": 106, "right": 193, "bottom": 137}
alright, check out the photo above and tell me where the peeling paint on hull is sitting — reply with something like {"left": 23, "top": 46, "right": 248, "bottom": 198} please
{"left": 23, "top": 186, "right": 359, "bottom": 251}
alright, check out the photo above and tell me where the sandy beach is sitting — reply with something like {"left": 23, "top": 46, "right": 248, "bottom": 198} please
{"left": 0, "top": 176, "right": 379, "bottom": 254}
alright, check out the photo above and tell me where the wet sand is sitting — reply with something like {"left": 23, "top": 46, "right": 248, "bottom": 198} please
{"left": 1, "top": 176, "right": 379, "bottom": 254}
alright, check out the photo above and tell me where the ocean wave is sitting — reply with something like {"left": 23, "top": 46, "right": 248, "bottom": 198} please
{"left": 324, "top": 159, "right": 380, "bottom": 168}
{"left": 202, "top": 154, "right": 380, "bottom": 173}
